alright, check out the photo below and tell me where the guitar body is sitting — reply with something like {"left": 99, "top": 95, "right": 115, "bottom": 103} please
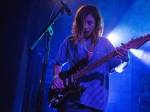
{"left": 48, "top": 58, "right": 88, "bottom": 108}
{"left": 48, "top": 81, "right": 86, "bottom": 108}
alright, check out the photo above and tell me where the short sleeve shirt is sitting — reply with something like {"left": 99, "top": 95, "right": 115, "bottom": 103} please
{"left": 55, "top": 36, "right": 121, "bottom": 110}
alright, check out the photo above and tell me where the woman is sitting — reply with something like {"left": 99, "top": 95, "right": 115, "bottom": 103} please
{"left": 51, "top": 4, "right": 129, "bottom": 112}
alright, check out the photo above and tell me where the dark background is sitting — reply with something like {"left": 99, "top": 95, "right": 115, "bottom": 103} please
{"left": 1, "top": 0, "right": 150, "bottom": 112}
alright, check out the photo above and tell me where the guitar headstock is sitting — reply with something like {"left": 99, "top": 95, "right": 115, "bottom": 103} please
{"left": 126, "top": 34, "right": 150, "bottom": 49}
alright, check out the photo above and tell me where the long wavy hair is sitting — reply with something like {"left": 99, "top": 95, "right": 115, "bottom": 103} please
{"left": 72, "top": 4, "right": 104, "bottom": 44}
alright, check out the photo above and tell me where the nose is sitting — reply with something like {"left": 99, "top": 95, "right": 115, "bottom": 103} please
{"left": 85, "top": 22, "right": 88, "bottom": 30}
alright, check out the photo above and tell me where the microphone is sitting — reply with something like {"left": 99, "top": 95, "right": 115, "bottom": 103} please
{"left": 60, "top": 0, "right": 72, "bottom": 15}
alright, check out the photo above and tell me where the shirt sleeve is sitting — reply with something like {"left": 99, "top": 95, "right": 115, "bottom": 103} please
{"left": 55, "top": 37, "right": 69, "bottom": 65}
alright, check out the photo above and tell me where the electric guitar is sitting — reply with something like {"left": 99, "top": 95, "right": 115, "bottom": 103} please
{"left": 48, "top": 34, "right": 150, "bottom": 108}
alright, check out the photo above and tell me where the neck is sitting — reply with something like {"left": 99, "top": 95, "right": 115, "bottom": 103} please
{"left": 84, "top": 36, "right": 90, "bottom": 40}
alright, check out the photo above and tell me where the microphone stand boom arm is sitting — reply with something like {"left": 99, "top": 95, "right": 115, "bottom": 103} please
{"left": 28, "top": 7, "right": 65, "bottom": 51}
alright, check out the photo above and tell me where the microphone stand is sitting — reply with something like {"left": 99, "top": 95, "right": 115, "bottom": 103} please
{"left": 28, "top": 7, "right": 65, "bottom": 112}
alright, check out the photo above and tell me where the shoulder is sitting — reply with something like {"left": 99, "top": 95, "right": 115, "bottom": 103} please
{"left": 68, "top": 35, "right": 74, "bottom": 40}
{"left": 64, "top": 35, "right": 75, "bottom": 44}
{"left": 61, "top": 35, "right": 75, "bottom": 47}
{"left": 98, "top": 36, "right": 110, "bottom": 43}
{"left": 98, "top": 36, "right": 114, "bottom": 48}
{"left": 63, "top": 35, "right": 74, "bottom": 42}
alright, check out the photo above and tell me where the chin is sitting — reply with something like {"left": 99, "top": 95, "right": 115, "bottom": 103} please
{"left": 84, "top": 34, "right": 89, "bottom": 37}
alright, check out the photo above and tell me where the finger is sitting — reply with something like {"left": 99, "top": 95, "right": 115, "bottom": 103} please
{"left": 121, "top": 43, "right": 128, "bottom": 49}
{"left": 55, "top": 80, "right": 64, "bottom": 88}
{"left": 51, "top": 85, "right": 56, "bottom": 89}
{"left": 52, "top": 78, "right": 64, "bottom": 89}
{"left": 117, "top": 50, "right": 129, "bottom": 61}
{"left": 117, "top": 52, "right": 124, "bottom": 58}
{"left": 58, "top": 81, "right": 65, "bottom": 88}
{"left": 116, "top": 46, "right": 128, "bottom": 51}
{"left": 120, "top": 49, "right": 128, "bottom": 55}
{"left": 51, "top": 81, "right": 59, "bottom": 89}
{"left": 116, "top": 47, "right": 121, "bottom": 52}
{"left": 120, "top": 46, "right": 129, "bottom": 53}
{"left": 116, "top": 48, "right": 128, "bottom": 59}
{"left": 116, "top": 48, "right": 124, "bottom": 56}
{"left": 121, "top": 42, "right": 132, "bottom": 49}
{"left": 117, "top": 54, "right": 126, "bottom": 61}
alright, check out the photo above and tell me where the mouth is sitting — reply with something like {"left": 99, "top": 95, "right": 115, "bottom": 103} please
{"left": 84, "top": 31, "right": 89, "bottom": 34}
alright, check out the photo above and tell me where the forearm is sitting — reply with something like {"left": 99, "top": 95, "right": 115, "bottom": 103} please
{"left": 51, "top": 63, "right": 64, "bottom": 89}
{"left": 53, "top": 63, "right": 62, "bottom": 76}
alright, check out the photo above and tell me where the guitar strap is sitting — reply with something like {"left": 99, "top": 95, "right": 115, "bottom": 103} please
{"left": 87, "top": 42, "right": 95, "bottom": 61}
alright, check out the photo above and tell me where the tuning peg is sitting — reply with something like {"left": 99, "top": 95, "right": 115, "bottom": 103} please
{"left": 131, "top": 38, "right": 135, "bottom": 41}
{"left": 143, "top": 35, "right": 147, "bottom": 38}
{"left": 121, "top": 43, "right": 125, "bottom": 45}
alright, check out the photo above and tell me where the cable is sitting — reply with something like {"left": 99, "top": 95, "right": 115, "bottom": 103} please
{"left": 48, "top": 0, "right": 59, "bottom": 21}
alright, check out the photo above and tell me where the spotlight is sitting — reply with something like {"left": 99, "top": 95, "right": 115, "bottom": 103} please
{"left": 130, "top": 49, "right": 144, "bottom": 58}
{"left": 142, "top": 51, "right": 150, "bottom": 64}
{"left": 107, "top": 33, "right": 121, "bottom": 47}
{"left": 130, "top": 49, "right": 150, "bottom": 64}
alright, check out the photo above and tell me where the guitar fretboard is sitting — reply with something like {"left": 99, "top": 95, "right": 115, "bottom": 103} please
{"left": 74, "top": 50, "right": 117, "bottom": 80}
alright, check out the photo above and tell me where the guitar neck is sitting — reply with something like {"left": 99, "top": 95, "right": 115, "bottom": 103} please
{"left": 74, "top": 50, "right": 117, "bottom": 80}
